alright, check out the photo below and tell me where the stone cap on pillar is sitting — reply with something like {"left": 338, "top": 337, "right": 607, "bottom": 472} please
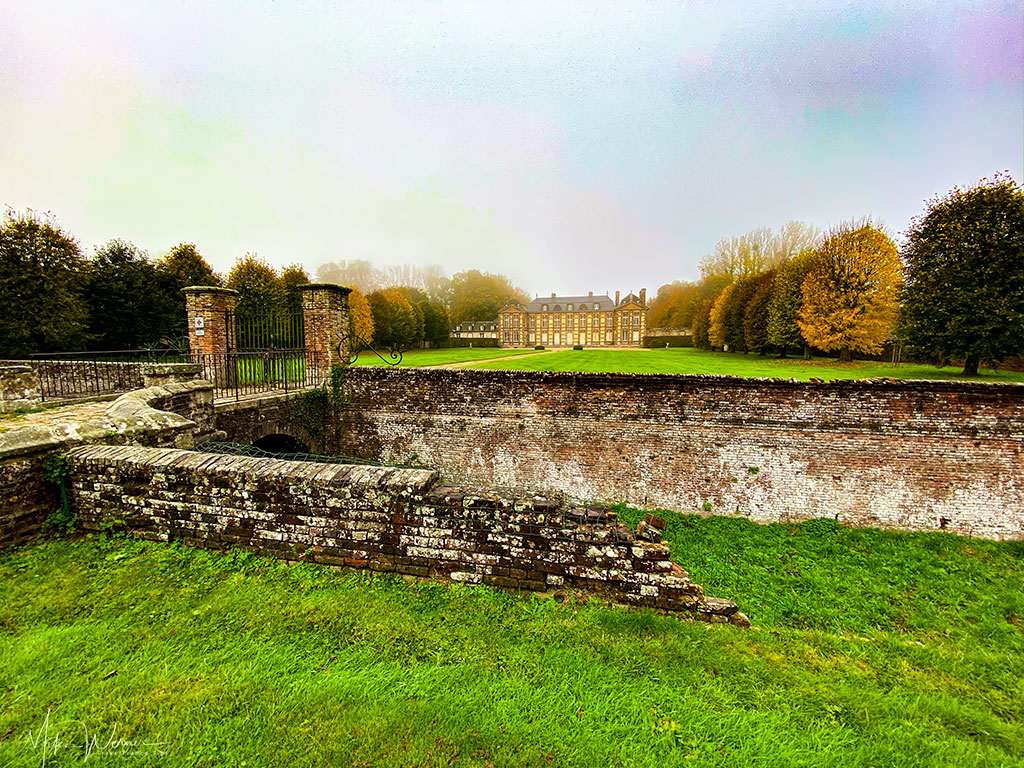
{"left": 299, "top": 283, "right": 352, "bottom": 295}
{"left": 183, "top": 286, "right": 239, "bottom": 296}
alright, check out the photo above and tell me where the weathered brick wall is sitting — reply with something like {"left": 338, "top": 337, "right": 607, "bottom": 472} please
{"left": 338, "top": 369, "right": 1024, "bottom": 541}
{"left": 66, "top": 445, "right": 746, "bottom": 624}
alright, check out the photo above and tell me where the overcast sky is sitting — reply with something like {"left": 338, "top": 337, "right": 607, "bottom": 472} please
{"left": 2, "top": 1, "right": 1021, "bottom": 297}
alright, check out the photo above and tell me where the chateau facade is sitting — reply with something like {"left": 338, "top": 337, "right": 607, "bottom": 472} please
{"left": 497, "top": 290, "right": 648, "bottom": 348}
{"left": 450, "top": 320, "right": 498, "bottom": 341}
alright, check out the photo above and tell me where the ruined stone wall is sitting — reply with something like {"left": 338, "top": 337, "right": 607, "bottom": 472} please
{"left": 0, "top": 365, "right": 41, "bottom": 412}
{"left": 338, "top": 368, "right": 1024, "bottom": 541}
{"left": 66, "top": 444, "right": 745, "bottom": 624}
{"left": 0, "top": 380, "right": 214, "bottom": 548}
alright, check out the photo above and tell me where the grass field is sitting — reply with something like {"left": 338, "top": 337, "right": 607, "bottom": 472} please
{"left": 1, "top": 515, "right": 1021, "bottom": 767}
{"left": 351, "top": 347, "right": 542, "bottom": 367}
{"left": 467, "top": 347, "right": 1024, "bottom": 382}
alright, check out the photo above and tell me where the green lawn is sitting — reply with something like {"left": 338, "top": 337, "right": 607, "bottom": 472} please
{"left": 351, "top": 346, "right": 544, "bottom": 367}
{"left": 467, "top": 347, "right": 1024, "bottom": 382}
{"left": 1, "top": 516, "right": 1021, "bottom": 767}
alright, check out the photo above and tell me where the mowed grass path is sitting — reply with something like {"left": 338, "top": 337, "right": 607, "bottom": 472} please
{"left": 1, "top": 516, "right": 1022, "bottom": 767}
{"left": 468, "top": 347, "right": 1024, "bottom": 382}
{"left": 351, "top": 346, "right": 542, "bottom": 367}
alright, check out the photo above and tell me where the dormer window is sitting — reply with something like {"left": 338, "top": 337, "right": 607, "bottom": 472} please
{"left": 567, "top": 303, "right": 574, "bottom": 311}
{"left": 580, "top": 304, "right": 587, "bottom": 310}
{"left": 542, "top": 304, "right": 548, "bottom": 312}
{"left": 553, "top": 305, "right": 562, "bottom": 312}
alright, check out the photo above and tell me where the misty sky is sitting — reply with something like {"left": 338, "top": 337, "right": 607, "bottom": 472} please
{"left": 2, "top": 1, "right": 1021, "bottom": 297}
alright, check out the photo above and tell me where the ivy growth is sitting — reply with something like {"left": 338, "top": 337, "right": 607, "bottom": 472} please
{"left": 290, "top": 365, "right": 348, "bottom": 454}
{"left": 41, "top": 452, "right": 76, "bottom": 535}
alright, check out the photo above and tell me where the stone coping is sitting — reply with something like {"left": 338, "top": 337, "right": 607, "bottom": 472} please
{"left": 299, "top": 283, "right": 352, "bottom": 294}
{"left": 0, "top": 380, "right": 211, "bottom": 460}
{"left": 182, "top": 285, "right": 238, "bottom": 295}
{"left": 345, "top": 365, "right": 1024, "bottom": 393}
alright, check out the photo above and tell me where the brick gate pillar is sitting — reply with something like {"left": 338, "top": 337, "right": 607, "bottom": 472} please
{"left": 183, "top": 286, "right": 239, "bottom": 356}
{"left": 300, "top": 284, "right": 352, "bottom": 377}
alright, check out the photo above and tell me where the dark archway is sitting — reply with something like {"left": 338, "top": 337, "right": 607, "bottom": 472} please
{"left": 252, "top": 433, "right": 311, "bottom": 455}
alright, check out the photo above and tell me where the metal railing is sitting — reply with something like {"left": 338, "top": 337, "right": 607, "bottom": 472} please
{"left": 192, "top": 350, "right": 326, "bottom": 400}
{"left": 229, "top": 310, "right": 305, "bottom": 352}
{"left": 24, "top": 349, "right": 187, "bottom": 401}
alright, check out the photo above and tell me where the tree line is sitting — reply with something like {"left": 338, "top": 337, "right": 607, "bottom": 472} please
{"left": 0, "top": 209, "right": 529, "bottom": 356}
{"left": 649, "top": 175, "right": 1024, "bottom": 374}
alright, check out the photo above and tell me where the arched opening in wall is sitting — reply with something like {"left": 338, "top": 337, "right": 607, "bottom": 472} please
{"left": 253, "top": 433, "right": 311, "bottom": 455}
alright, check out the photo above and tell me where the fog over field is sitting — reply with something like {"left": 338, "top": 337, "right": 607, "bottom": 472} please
{"left": 1, "top": 0, "right": 1021, "bottom": 294}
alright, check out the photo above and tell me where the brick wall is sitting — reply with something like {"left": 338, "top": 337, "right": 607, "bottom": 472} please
{"left": 338, "top": 368, "right": 1024, "bottom": 541}
{"left": 66, "top": 444, "right": 746, "bottom": 624}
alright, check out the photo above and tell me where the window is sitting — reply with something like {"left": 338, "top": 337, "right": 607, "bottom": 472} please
{"left": 554, "top": 316, "right": 561, "bottom": 329}
{"left": 541, "top": 317, "right": 548, "bottom": 329}
{"left": 580, "top": 303, "right": 587, "bottom": 310}
{"left": 567, "top": 315, "right": 573, "bottom": 329}
{"left": 633, "top": 312, "right": 639, "bottom": 327}
{"left": 503, "top": 331, "right": 510, "bottom": 342}
{"left": 542, "top": 304, "right": 548, "bottom": 312}
{"left": 513, "top": 331, "right": 519, "bottom": 343}
{"left": 567, "top": 303, "right": 574, "bottom": 311}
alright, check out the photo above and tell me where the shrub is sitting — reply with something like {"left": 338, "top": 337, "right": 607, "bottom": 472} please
{"left": 573, "top": 345, "right": 583, "bottom": 350}
{"left": 535, "top": 345, "right": 544, "bottom": 350}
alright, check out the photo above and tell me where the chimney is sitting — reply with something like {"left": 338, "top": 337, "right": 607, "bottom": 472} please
{"left": 640, "top": 288, "right": 646, "bottom": 305}
{"left": 551, "top": 292, "right": 556, "bottom": 298}
{"left": 588, "top": 291, "right": 593, "bottom": 297}
{"left": 615, "top": 290, "right": 620, "bottom": 305}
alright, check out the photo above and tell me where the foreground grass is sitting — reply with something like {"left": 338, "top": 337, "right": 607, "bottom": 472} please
{"left": 468, "top": 347, "right": 1024, "bottom": 382}
{"left": 1, "top": 517, "right": 1021, "bottom": 767}
{"left": 352, "top": 346, "right": 543, "bottom": 367}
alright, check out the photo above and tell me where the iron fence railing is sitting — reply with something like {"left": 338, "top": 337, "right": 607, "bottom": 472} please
{"left": 27, "top": 359, "right": 144, "bottom": 401}
{"left": 229, "top": 310, "right": 305, "bottom": 352}
{"left": 23, "top": 349, "right": 188, "bottom": 401}
{"left": 191, "top": 350, "right": 327, "bottom": 400}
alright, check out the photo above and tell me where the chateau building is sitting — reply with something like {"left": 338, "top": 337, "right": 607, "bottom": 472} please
{"left": 497, "top": 290, "right": 648, "bottom": 348}
{"left": 451, "top": 320, "right": 498, "bottom": 341}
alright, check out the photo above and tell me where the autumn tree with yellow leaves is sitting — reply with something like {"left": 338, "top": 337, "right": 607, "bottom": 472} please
{"left": 798, "top": 222, "right": 902, "bottom": 362}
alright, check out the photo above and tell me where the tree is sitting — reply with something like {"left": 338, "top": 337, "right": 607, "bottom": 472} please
{"left": 86, "top": 239, "right": 179, "bottom": 350}
{"left": 700, "top": 222, "right": 820, "bottom": 280}
{"left": 160, "top": 243, "right": 221, "bottom": 287}
{"left": 767, "top": 250, "right": 816, "bottom": 357}
{"left": 227, "top": 254, "right": 284, "bottom": 349}
{"left": 798, "top": 222, "right": 902, "bottom": 362}
{"left": 449, "top": 270, "right": 528, "bottom": 324}
{"left": 708, "top": 283, "right": 736, "bottom": 349}
{"left": 157, "top": 243, "right": 221, "bottom": 341}
{"left": 648, "top": 281, "right": 702, "bottom": 329}
{"left": 902, "top": 174, "right": 1024, "bottom": 376}
{"left": 418, "top": 300, "right": 450, "bottom": 347}
{"left": 367, "top": 289, "right": 418, "bottom": 349}
{"left": 279, "top": 263, "right": 310, "bottom": 316}
{"left": 346, "top": 286, "right": 375, "bottom": 348}
{"left": 710, "top": 275, "right": 760, "bottom": 352}
{"left": 0, "top": 209, "right": 90, "bottom": 356}
{"left": 742, "top": 270, "right": 777, "bottom": 355}
{"left": 691, "top": 297, "right": 715, "bottom": 350}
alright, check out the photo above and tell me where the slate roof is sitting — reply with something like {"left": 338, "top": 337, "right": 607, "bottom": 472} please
{"left": 523, "top": 294, "right": 616, "bottom": 312}
{"left": 453, "top": 320, "right": 497, "bottom": 332}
